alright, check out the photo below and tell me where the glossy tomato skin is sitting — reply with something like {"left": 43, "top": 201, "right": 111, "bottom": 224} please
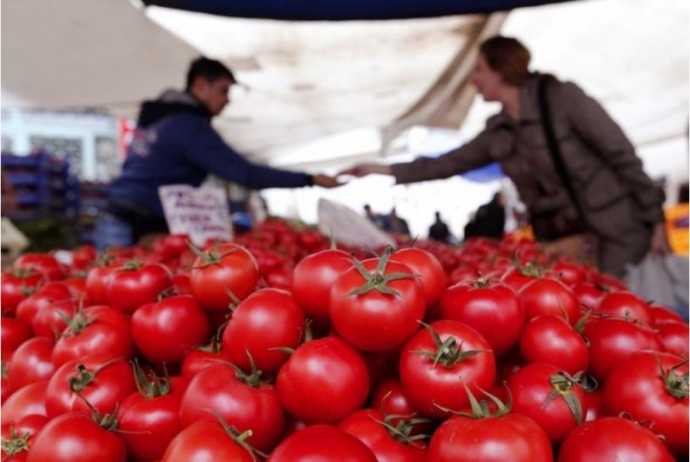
{"left": 52, "top": 304, "right": 134, "bottom": 368}
{"left": 338, "top": 408, "right": 427, "bottom": 462}
{"left": 507, "top": 363, "right": 587, "bottom": 444}
{"left": 519, "top": 315, "right": 588, "bottom": 375}
{"left": 13, "top": 254, "right": 66, "bottom": 281}
{"left": 1, "top": 268, "right": 44, "bottom": 315}
{"left": 26, "top": 412, "right": 127, "bottom": 462}
{"left": 276, "top": 336, "right": 370, "bottom": 424}
{"left": 0, "top": 381, "right": 48, "bottom": 424}
{"left": 15, "top": 283, "right": 72, "bottom": 333}
{"left": 32, "top": 298, "right": 77, "bottom": 339}
{"left": 398, "top": 320, "right": 496, "bottom": 419}
{"left": 428, "top": 412, "right": 553, "bottom": 462}
{"left": 189, "top": 243, "right": 260, "bottom": 311}
{"left": 45, "top": 353, "right": 135, "bottom": 418}
{"left": 180, "top": 345, "right": 227, "bottom": 381}
{"left": 106, "top": 262, "right": 173, "bottom": 314}
{"left": 603, "top": 350, "right": 689, "bottom": 457}
{"left": 179, "top": 362, "right": 286, "bottom": 453}
{"left": 439, "top": 280, "right": 524, "bottom": 356}
{"left": 655, "top": 321, "right": 689, "bottom": 357}
{"left": 518, "top": 278, "right": 580, "bottom": 326}
{"left": 8, "top": 337, "right": 55, "bottom": 391}
{"left": 117, "top": 376, "right": 188, "bottom": 462}
{"left": 330, "top": 258, "right": 426, "bottom": 353}
{"left": 0, "top": 414, "right": 49, "bottom": 461}
{"left": 595, "top": 291, "right": 653, "bottom": 324}
{"left": 557, "top": 417, "right": 675, "bottom": 462}
{"left": 291, "top": 248, "right": 354, "bottom": 328}
{"left": 85, "top": 262, "right": 121, "bottom": 305}
{"left": 391, "top": 247, "right": 447, "bottom": 309}
{"left": 268, "top": 424, "right": 378, "bottom": 462}
{"left": 130, "top": 295, "right": 210, "bottom": 365}
{"left": 161, "top": 419, "right": 257, "bottom": 462}
{"left": 222, "top": 288, "right": 306, "bottom": 375}
{"left": 1, "top": 317, "right": 32, "bottom": 356}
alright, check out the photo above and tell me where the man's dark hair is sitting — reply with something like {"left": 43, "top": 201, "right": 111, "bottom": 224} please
{"left": 185, "top": 57, "right": 235, "bottom": 90}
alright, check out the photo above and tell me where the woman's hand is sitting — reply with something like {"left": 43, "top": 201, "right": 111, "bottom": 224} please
{"left": 649, "top": 222, "right": 672, "bottom": 255}
{"left": 312, "top": 174, "right": 342, "bottom": 188}
{"left": 339, "top": 163, "right": 392, "bottom": 178}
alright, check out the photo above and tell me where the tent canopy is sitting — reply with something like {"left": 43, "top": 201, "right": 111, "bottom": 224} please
{"left": 2, "top": 0, "right": 688, "bottom": 175}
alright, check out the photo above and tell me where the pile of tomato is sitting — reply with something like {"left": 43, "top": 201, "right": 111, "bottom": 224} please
{"left": 1, "top": 217, "right": 688, "bottom": 461}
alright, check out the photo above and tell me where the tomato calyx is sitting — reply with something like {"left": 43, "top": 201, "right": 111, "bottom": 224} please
{"left": 205, "top": 410, "right": 265, "bottom": 461}
{"left": 373, "top": 412, "right": 431, "bottom": 445}
{"left": 189, "top": 242, "right": 238, "bottom": 269}
{"left": 414, "top": 322, "right": 486, "bottom": 368}
{"left": 1, "top": 427, "right": 31, "bottom": 456}
{"left": 132, "top": 360, "right": 173, "bottom": 398}
{"left": 658, "top": 357, "right": 689, "bottom": 400}
{"left": 346, "top": 248, "right": 416, "bottom": 297}
{"left": 121, "top": 259, "right": 145, "bottom": 271}
{"left": 229, "top": 353, "right": 267, "bottom": 387}
{"left": 57, "top": 300, "right": 94, "bottom": 337}
{"left": 68, "top": 357, "right": 123, "bottom": 394}
{"left": 544, "top": 371, "right": 585, "bottom": 424}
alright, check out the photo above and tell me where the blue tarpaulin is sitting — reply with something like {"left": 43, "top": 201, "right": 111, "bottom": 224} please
{"left": 143, "top": 0, "right": 574, "bottom": 21}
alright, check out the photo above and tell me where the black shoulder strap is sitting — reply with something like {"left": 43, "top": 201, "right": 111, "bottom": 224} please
{"left": 537, "top": 77, "right": 586, "bottom": 222}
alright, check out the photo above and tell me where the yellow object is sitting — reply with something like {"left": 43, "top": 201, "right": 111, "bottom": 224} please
{"left": 665, "top": 203, "right": 689, "bottom": 255}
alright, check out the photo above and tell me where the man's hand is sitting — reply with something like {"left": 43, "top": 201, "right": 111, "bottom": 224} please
{"left": 312, "top": 174, "right": 342, "bottom": 188}
{"left": 649, "top": 222, "right": 672, "bottom": 255}
{"left": 338, "top": 163, "right": 392, "bottom": 178}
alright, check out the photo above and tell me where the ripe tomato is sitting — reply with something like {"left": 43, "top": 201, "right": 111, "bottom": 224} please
{"left": 32, "top": 298, "right": 77, "bottom": 339}
{"left": 8, "top": 337, "right": 55, "bottom": 391}
{"left": 595, "top": 291, "right": 653, "bottom": 324}
{"left": 45, "top": 353, "right": 135, "bottom": 418}
{"left": 268, "top": 425, "right": 377, "bottom": 462}
{"left": 131, "top": 295, "right": 210, "bottom": 365}
{"left": 1, "top": 317, "right": 32, "bottom": 355}
{"left": 507, "top": 363, "right": 587, "bottom": 444}
{"left": 13, "top": 253, "right": 66, "bottom": 281}
{"left": 338, "top": 408, "right": 427, "bottom": 461}
{"left": 391, "top": 247, "right": 447, "bottom": 309}
{"left": 52, "top": 304, "right": 134, "bottom": 368}
{"left": 519, "top": 315, "right": 588, "bottom": 375}
{"left": 603, "top": 350, "right": 689, "bottom": 457}
{"left": 161, "top": 419, "right": 257, "bottom": 462}
{"left": 179, "top": 362, "right": 285, "bottom": 453}
{"left": 26, "top": 412, "right": 127, "bottom": 462}
{"left": 557, "top": 417, "right": 675, "bottom": 462}
{"left": 15, "top": 282, "right": 72, "bottom": 333}
{"left": 518, "top": 278, "right": 580, "bottom": 326}
{"left": 570, "top": 281, "right": 607, "bottom": 311}
{"left": 438, "top": 279, "right": 524, "bottom": 356}
{"left": 655, "top": 321, "right": 689, "bottom": 357}
{"left": 276, "top": 336, "right": 370, "bottom": 424}
{"left": 550, "top": 261, "right": 587, "bottom": 286}
{"left": 181, "top": 341, "right": 227, "bottom": 380}
{"left": 0, "top": 414, "right": 49, "bottom": 461}
{"left": 291, "top": 248, "right": 354, "bottom": 326}
{"left": 84, "top": 260, "right": 122, "bottom": 305}
{"left": 398, "top": 320, "right": 496, "bottom": 419}
{"left": 428, "top": 411, "right": 552, "bottom": 462}
{"left": 649, "top": 304, "right": 686, "bottom": 326}
{"left": 189, "top": 243, "right": 260, "bottom": 311}
{"left": 1, "top": 268, "right": 45, "bottom": 315}
{"left": 222, "top": 288, "right": 305, "bottom": 375}
{"left": 106, "top": 261, "right": 173, "bottom": 314}
{"left": 1, "top": 381, "right": 49, "bottom": 423}
{"left": 330, "top": 256, "right": 425, "bottom": 353}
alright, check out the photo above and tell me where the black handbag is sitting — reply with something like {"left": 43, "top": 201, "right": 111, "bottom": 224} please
{"left": 530, "top": 77, "right": 587, "bottom": 242}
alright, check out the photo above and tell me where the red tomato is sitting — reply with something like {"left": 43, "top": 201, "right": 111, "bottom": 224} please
{"left": 519, "top": 315, "right": 588, "bottom": 375}
{"left": 69, "top": 244, "right": 97, "bottom": 271}
{"left": 264, "top": 266, "right": 293, "bottom": 290}
{"left": 595, "top": 291, "right": 653, "bottom": 324}
{"left": 1, "top": 268, "right": 45, "bottom": 315}
{"left": 428, "top": 411, "right": 553, "bottom": 462}
{"left": 649, "top": 304, "right": 686, "bottom": 326}
{"left": 291, "top": 248, "right": 355, "bottom": 328}
{"left": 583, "top": 388, "right": 604, "bottom": 422}
{"left": 8, "top": 337, "right": 55, "bottom": 391}
{"left": 268, "top": 425, "right": 377, "bottom": 462}
{"left": 570, "top": 281, "right": 607, "bottom": 311}
{"left": 518, "top": 278, "right": 580, "bottom": 326}
{"left": 52, "top": 305, "right": 134, "bottom": 368}
{"left": 117, "top": 373, "right": 188, "bottom": 462}
{"left": 131, "top": 295, "right": 210, "bottom": 365}
{"left": 222, "top": 288, "right": 305, "bottom": 375}
{"left": 1, "top": 317, "right": 32, "bottom": 355}
{"left": 106, "top": 261, "right": 173, "bottom": 314}
{"left": 550, "top": 261, "right": 588, "bottom": 286}
{"left": 584, "top": 317, "right": 663, "bottom": 382}
{"left": 181, "top": 342, "right": 227, "bottom": 380}
{"left": 438, "top": 279, "right": 524, "bottom": 356}
{"left": 276, "top": 336, "right": 370, "bottom": 424}
{"left": 179, "top": 362, "right": 285, "bottom": 453}
{"left": 499, "top": 265, "right": 545, "bottom": 292}
{"left": 15, "top": 283, "right": 72, "bottom": 333}
{"left": 161, "top": 420, "right": 260, "bottom": 462}
{"left": 603, "top": 351, "right": 689, "bottom": 457}
{"left": 31, "top": 298, "right": 77, "bottom": 339}
{"left": 0, "top": 414, "right": 49, "bottom": 461}
{"left": 557, "top": 417, "right": 675, "bottom": 462}
{"left": 391, "top": 247, "right": 447, "bottom": 309}
{"left": 398, "top": 320, "right": 496, "bottom": 419}
{"left": 655, "top": 321, "right": 689, "bottom": 357}
{"left": 26, "top": 412, "right": 127, "bottom": 462}
{"left": 189, "top": 243, "right": 260, "bottom": 311}
{"left": 330, "top": 256, "right": 425, "bottom": 353}
{"left": 507, "top": 363, "right": 587, "bottom": 444}
{"left": 152, "top": 234, "right": 190, "bottom": 262}
{"left": 2, "top": 358, "right": 12, "bottom": 404}
{"left": 13, "top": 254, "right": 66, "bottom": 281}
{"left": 338, "top": 408, "right": 427, "bottom": 461}
{"left": 1, "top": 381, "right": 48, "bottom": 423}
{"left": 84, "top": 260, "right": 121, "bottom": 305}
{"left": 45, "top": 353, "right": 135, "bottom": 418}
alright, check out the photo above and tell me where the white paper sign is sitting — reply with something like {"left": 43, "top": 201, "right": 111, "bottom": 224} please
{"left": 158, "top": 184, "right": 233, "bottom": 246}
